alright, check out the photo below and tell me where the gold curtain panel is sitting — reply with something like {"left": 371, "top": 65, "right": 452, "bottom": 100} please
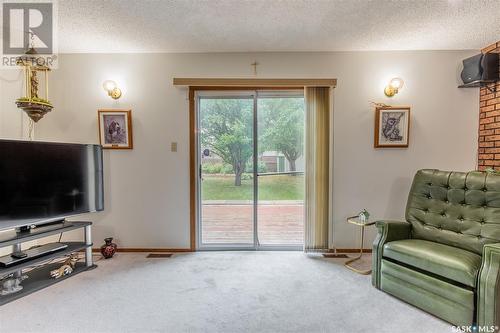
{"left": 304, "top": 86, "right": 331, "bottom": 252}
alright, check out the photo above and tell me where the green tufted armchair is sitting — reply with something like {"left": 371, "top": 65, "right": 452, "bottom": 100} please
{"left": 372, "top": 169, "right": 500, "bottom": 328}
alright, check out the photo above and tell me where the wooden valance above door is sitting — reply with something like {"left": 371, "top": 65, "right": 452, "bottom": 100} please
{"left": 172, "top": 78, "right": 337, "bottom": 88}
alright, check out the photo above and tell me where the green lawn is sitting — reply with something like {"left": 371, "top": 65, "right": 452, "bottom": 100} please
{"left": 202, "top": 175, "right": 304, "bottom": 200}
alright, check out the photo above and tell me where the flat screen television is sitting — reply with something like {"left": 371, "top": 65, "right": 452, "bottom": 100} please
{"left": 0, "top": 140, "right": 104, "bottom": 230}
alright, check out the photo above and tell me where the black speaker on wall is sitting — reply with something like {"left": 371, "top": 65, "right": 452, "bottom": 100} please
{"left": 460, "top": 53, "right": 499, "bottom": 84}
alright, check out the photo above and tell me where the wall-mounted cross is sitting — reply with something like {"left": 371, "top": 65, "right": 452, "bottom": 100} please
{"left": 251, "top": 61, "right": 259, "bottom": 75}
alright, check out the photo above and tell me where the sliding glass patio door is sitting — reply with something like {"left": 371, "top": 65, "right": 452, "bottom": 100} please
{"left": 198, "top": 94, "right": 255, "bottom": 248}
{"left": 257, "top": 93, "right": 305, "bottom": 247}
{"left": 196, "top": 91, "right": 304, "bottom": 250}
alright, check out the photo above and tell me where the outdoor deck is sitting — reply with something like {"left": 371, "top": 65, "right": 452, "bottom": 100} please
{"left": 201, "top": 202, "right": 304, "bottom": 245}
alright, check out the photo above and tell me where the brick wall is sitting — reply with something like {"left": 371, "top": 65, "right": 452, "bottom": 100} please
{"left": 478, "top": 41, "right": 500, "bottom": 170}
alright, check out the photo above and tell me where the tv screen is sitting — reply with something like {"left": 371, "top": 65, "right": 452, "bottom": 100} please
{"left": 0, "top": 140, "right": 104, "bottom": 230}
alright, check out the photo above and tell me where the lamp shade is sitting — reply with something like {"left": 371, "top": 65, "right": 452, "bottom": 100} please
{"left": 102, "top": 80, "right": 117, "bottom": 92}
{"left": 389, "top": 77, "right": 404, "bottom": 90}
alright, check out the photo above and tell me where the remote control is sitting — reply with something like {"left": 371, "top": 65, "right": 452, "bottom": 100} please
{"left": 11, "top": 251, "right": 28, "bottom": 259}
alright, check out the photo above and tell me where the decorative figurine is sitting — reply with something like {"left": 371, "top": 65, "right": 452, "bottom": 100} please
{"left": 358, "top": 209, "right": 370, "bottom": 222}
{"left": 100, "top": 237, "right": 117, "bottom": 259}
{"left": 50, "top": 254, "right": 79, "bottom": 279}
{"left": 0, "top": 274, "right": 28, "bottom": 295}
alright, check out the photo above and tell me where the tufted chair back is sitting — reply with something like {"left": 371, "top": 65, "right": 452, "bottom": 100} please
{"left": 405, "top": 169, "right": 500, "bottom": 255}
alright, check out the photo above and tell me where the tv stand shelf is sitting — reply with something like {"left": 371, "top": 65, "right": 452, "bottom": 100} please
{"left": 0, "top": 242, "right": 92, "bottom": 276}
{"left": 0, "top": 261, "right": 91, "bottom": 305}
{"left": 0, "top": 221, "right": 91, "bottom": 247}
{"left": 0, "top": 221, "right": 95, "bottom": 306}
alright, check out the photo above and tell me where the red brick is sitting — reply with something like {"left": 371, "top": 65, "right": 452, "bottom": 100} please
{"left": 486, "top": 110, "right": 500, "bottom": 118}
{"left": 483, "top": 160, "right": 500, "bottom": 166}
{"left": 478, "top": 43, "right": 500, "bottom": 169}
{"left": 485, "top": 148, "right": 500, "bottom": 154}
{"left": 481, "top": 129, "right": 495, "bottom": 136}
{"left": 481, "top": 93, "right": 495, "bottom": 101}
{"left": 480, "top": 117, "right": 495, "bottom": 124}
{"left": 487, "top": 98, "right": 500, "bottom": 106}
{"left": 480, "top": 142, "right": 495, "bottom": 147}
{"left": 481, "top": 105, "right": 496, "bottom": 113}
{"left": 485, "top": 122, "right": 500, "bottom": 129}
{"left": 485, "top": 135, "right": 500, "bottom": 141}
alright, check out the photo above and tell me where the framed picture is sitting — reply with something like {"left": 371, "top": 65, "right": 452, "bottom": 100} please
{"left": 98, "top": 109, "right": 133, "bottom": 149}
{"left": 374, "top": 106, "right": 410, "bottom": 148}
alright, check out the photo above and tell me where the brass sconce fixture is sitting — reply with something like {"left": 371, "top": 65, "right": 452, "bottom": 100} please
{"left": 103, "top": 80, "right": 122, "bottom": 99}
{"left": 384, "top": 77, "right": 404, "bottom": 97}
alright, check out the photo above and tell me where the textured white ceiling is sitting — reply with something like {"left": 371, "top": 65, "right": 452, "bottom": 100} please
{"left": 58, "top": 0, "right": 500, "bottom": 53}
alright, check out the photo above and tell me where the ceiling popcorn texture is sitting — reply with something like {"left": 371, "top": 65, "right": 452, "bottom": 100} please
{"left": 58, "top": 0, "right": 500, "bottom": 53}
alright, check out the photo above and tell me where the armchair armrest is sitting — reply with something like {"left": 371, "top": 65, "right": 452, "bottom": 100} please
{"left": 372, "top": 220, "right": 412, "bottom": 288}
{"left": 477, "top": 243, "right": 500, "bottom": 329}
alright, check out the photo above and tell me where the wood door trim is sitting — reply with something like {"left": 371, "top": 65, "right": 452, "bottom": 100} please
{"left": 188, "top": 86, "right": 301, "bottom": 251}
{"left": 189, "top": 87, "right": 196, "bottom": 251}
{"left": 175, "top": 78, "right": 337, "bottom": 88}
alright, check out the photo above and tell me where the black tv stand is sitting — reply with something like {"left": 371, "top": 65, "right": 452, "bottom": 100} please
{"left": 0, "top": 221, "right": 95, "bottom": 305}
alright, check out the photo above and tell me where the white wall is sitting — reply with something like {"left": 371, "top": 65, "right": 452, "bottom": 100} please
{"left": 0, "top": 51, "right": 479, "bottom": 249}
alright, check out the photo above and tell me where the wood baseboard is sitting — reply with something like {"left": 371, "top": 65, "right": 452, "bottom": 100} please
{"left": 91, "top": 248, "right": 370, "bottom": 253}
{"left": 92, "top": 248, "right": 192, "bottom": 253}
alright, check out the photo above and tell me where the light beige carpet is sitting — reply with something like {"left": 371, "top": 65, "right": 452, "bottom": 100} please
{"left": 1, "top": 252, "right": 451, "bottom": 333}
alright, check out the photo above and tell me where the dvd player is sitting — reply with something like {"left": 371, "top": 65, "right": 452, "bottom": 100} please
{"left": 0, "top": 242, "right": 68, "bottom": 267}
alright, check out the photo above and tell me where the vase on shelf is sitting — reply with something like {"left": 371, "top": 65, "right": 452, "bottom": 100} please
{"left": 358, "top": 209, "right": 370, "bottom": 222}
{"left": 100, "top": 237, "right": 117, "bottom": 259}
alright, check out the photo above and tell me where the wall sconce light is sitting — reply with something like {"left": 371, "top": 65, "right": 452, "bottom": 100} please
{"left": 384, "top": 77, "right": 404, "bottom": 97}
{"left": 102, "top": 80, "right": 122, "bottom": 100}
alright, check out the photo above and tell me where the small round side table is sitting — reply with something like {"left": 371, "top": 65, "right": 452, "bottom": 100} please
{"left": 344, "top": 215, "right": 376, "bottom": 275}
